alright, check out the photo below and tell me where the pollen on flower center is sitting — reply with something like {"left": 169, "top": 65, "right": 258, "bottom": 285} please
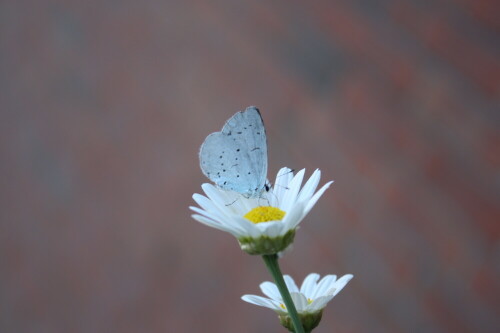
{"left": 244, "top": 206, "right": 286, "bottom": 224}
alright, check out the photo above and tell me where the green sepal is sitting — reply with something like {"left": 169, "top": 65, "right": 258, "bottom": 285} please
{"left": 279, "top": 310, "right": 323, "bottom": 333}
{"left": 237, "top": 229, "right": 296, "bottom": 255}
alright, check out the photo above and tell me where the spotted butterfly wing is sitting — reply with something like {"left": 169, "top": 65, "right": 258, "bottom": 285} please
{"left": 199, "top": 106, "right": 268, "bottom": 197}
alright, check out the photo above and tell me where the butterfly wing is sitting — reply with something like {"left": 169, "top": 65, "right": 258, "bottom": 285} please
{"left": 199, "top": 106, "right": 268, "bottom": 197}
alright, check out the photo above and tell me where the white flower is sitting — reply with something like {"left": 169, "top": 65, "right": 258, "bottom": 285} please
{"left": 241, "top": 273, "right": 353, "bottom": 315}
{"left": 190, "top": 167, "right": 333, "bottom": 255}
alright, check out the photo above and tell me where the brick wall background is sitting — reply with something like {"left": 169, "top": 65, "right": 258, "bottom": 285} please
{"left": 1, "top": 1, "right": 499, "bottom": 332}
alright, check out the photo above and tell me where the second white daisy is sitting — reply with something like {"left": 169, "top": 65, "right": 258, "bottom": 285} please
{"left": 190, "top": 167, "right": 333, "bottom": 255}
{"left": 242, "top": 273, "right": 353, "bottom": 331}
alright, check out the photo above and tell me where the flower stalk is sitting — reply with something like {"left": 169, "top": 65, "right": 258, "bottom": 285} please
{"left": 262, "top": 254, "right": 305, "bottom": 333}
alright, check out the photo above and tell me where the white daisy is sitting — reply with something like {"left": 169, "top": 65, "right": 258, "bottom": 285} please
{"left": 242, "top": 273, "right": 353, "bottom": 331}
{"left": 190, "top": 167, "right": 333, "bottom": 255}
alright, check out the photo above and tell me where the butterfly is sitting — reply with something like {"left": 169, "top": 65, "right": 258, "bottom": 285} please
{"left": 199, "top": 106, "right": 268, "bottom": 198}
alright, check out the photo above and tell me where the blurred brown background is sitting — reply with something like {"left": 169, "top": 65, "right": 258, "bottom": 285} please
{"left": 1, "top": 1, "right": 499, "bottom": 332}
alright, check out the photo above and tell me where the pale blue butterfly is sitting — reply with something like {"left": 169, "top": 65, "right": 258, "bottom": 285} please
{"left": 199, "top": 106, "right": 268, "bottom": 198}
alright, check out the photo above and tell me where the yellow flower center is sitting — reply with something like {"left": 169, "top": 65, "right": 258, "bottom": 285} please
{"left": 244, "top": 206, "right": 286, "bottom": 224}
{"left": 307, "top": 298, "right": 313, "bottom": 304}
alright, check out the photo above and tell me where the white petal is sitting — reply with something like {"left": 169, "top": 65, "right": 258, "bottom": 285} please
{"left": 281, "top": 169, "right": 305, "bottom": 212}
{"left": 284, "top": 275, "right": 299, "bottom": 293}
{"left": 191, "top": 198, "right": 253, "bottom": 236}
{"left": 303, "top": 181, "right": 333, "bottom": 216}
{"left": 257, "top": 221, "right": 285, "bottom": 238}
{"left": 331, "top": 274, "right": 354, "bottom": 297}
{"left": 191, "top": 206, "right": 258, "bottom": 238}
{"left": 300, "top": 273, "right": 320, "bottom": 297}
{"left": 290, "top": 292, "right": 308, "bottom": 312}
{"left": 201, "top": 183, "right": 225, "bottom": 202}
{"left": 191, "top": 214, "right": 242, "bottom": 237}
{"left": 297, "top": 169, "right": 321, "bottom": 203}
{"left": 273, "top": 167, "right": 294, "bottom": 201}
{"left": 233, "top": 217, "right": 262, "bottom": 238}
{"left": 192, "top": 193, "right": 217, "bottom": 213}
{"left": 189, "top": 206, "right": 225, "bottom": 223}
{"left": 308, "top": 294, "right": 334, "bottom": 312}
{"left": 312, "top": 275, "right": 337, "bottom": 299}
{"left": 267, "top": 187, "right": 279, "bottom": 207}
{"left": 231, "top": 194, "right": 255, "bottom": 214}
{"left": 192, "top": 194, "right": 236, "bottom": 223}
{"left": 241, "top": 295, "right": 281, "bottom": 311}
{"left": 282, "top": 200, "right": 306, "bottom": 230}
{"left": 260, "top": 281, "right": 281, "bottom": 300}
{"left": 201, "top": 184, "right": 241, "bottom": 213}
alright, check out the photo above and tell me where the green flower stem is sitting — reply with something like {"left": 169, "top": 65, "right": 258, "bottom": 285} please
{"left": 262, "top": 254, "right": 305, "bottom": 333}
